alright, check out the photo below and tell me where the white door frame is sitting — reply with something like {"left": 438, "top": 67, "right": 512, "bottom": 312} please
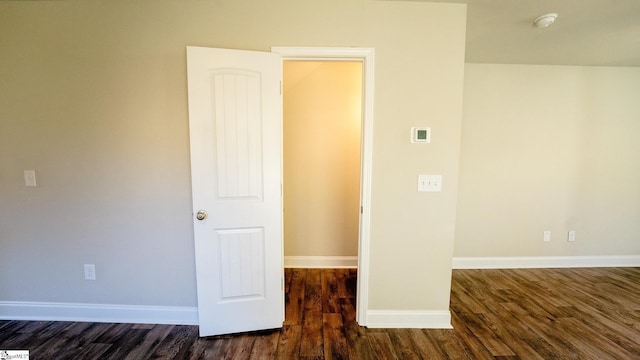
{"left": 272, "top": 46, "right": 374, "bottom": 326}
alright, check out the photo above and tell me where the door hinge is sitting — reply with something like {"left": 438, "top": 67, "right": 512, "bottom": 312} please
{"left": 280, "top": 81, "right": 282, "bottom": 95}
{"left": 361, "top": 206, "right": 363, "bottom": 214}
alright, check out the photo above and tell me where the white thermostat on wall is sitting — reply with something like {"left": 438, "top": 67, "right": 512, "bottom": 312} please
{"left": 411, "top": 127, "right": 431, "bottom": 143}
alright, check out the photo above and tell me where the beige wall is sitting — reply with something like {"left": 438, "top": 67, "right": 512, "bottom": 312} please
{"left": 456, "top": 64, "right": 640, "bottom": 257}
{"left": 0, "top": 1, "right": 467, "bottom": 314}
{"left": 283, "top": 61, "right": 362, "bottom": 257}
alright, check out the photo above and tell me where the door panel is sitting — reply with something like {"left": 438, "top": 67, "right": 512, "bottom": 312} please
{"left": 186, "top": 46, "right": 283, "bottom": 337}
{"left": 212, "top": 70, "right": 263, "bottom": 199}
{"left": 217, "top": 228, "right": 265, "bottom": 300}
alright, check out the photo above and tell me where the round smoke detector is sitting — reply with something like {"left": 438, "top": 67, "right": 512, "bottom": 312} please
{"left": 534, "top": 13, "right": 558, "bottom": 28}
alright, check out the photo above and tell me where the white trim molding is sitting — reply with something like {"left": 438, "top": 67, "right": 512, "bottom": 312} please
{"left": 453, "top": 255, "right": 640, "bottom": 269}
{"left": 273, "top": 46, "right": 375, "bottom": 327}
{"left": 366, "top": 310, "right": 452, "bottom": 329}
{"left": 0, "top": 301, "right": 199, "bottom": 325}
{"left": 284, "top": 256, "right": 358, "bottom": 268}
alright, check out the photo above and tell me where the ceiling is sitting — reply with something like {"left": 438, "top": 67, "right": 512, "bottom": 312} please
{"left": 424, "top": 0, "right": 640, "bottom": 67}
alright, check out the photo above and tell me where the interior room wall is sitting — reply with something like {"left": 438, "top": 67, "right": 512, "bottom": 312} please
{"left": 283, "top": 61, "right": 362, "bottom": 258}
{"left": 455, "top": 64, "right": 640, "bottom": 257}
{"left": 0, "top": 0, "right": 467, "bottom": 319}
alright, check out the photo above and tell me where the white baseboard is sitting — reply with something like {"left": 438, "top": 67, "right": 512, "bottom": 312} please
{"left": 365, "top": 310, "right": 452, "bottom": 329}
{"left": 452, "top": 255, "right": 640, "bottom": 269}
{"left": 0, "top": 301, "right": 199, "bottom": 325}
{"left": 284, "top": 256, "right": 358, "bottom": 268}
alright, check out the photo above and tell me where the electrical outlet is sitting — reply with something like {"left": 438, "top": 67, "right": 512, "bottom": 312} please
{"left": 568, "top": 230, "right": 576, "bottom": 242}
{"left": 24, "top": 170, "right": 37, "bottom": 187}
{"left": 543, "top": 231, "right": 551, "bottom": 242}
{"left": 84, "top": 264, "right": 96, "bottom": 280}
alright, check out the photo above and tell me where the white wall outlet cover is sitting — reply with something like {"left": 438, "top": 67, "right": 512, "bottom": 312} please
{"left": 24, "top": 170, "right": 37, "bottom": 187}
{"left": 411, "top": 127, "right": 431, "bottom": 143}
{"left": 84, "top": 264, "right": 96, "bottom": 280}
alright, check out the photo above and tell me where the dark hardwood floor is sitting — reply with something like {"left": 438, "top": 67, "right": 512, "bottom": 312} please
{"left": 2, "top": 267, "right": 640, "bottom": 359}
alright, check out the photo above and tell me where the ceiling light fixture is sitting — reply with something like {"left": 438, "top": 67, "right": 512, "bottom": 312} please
{"left": 534, "top": 13, "right": 558, "bottom": 28}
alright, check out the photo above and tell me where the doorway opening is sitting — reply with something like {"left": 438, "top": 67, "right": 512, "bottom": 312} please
{"left": 275, "top": 47, "right": 375, "bottom": 326}
{"left": 283, "top": 60, "right": 362, "bottom": 266}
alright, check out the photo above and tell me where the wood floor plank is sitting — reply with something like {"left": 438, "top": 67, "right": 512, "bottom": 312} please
{"left": 366, "top": 331, "right": 400, "bottom": 360}
{"left": 30, "top": 331, "right": 77, "bottom": 359}
{"left": 451, "top": 272, "right": 491, "bottom": 314}
{"left": 407, "top": 328, "right": 447, "bottom": 359}
{"left": 456, "top": 281, "right": 546, "bottom": 360}
{"left": 275, "top": 325, "right": 302, "bottom": 359}
{"left": 14, "top": 320, "right": 53, "bottom": 335}
{"left": 70, "top": 343, "right": 112, "bottom": 360}
{"left": 451, "top": 295, "right": 524, "bottom": 359}
{"left": 123, "top": 324, "right": 174, "bottom": 360}
{"left": 100, "top": 328, "right": 149, "bottom": 360}
{"left": 0, "top": 320, "right": 19, "bottom": 333}
{"left": 336, "top": 268, "right": 356, "bottom": 298}
{"left": 29, "top": 321, "right": 77, "bottom": 359}
{"left": 284, "top": 268, "right": 306, "bottom": 326}
{"left": 183, "top": 336, "right": 208, "bottom": 360}
{"left": 0, "top": 332, "right": 41, "bottom": 351}
{"left": 155, "top": 325, "right": 201, "bottom": 360}
{"left": 92, "top": 322, "right": 132, "bottom": 344}
{"left": 64, "top": 322, "right": 116, "bottom": 356}
{"left": 159, "top": 326, "right": 204, "bottom": 360}
{"left": 564, "top": 301, "right": 640, "bottom": 356}
{"left": 450, "top": 291, "right": 515, "bottom": 357}
{"left": 222, "top": 333, "right": 257, "bottom": 360}
{"left": 203, "top": 335, "right": 233, "bottom": 359}
{"left": 478, "top": 312, "right": 544, "bottom": 359}
{"left": 284, "top": 267, "right": 293, "bottom": 294}
{"left": 508, "top": 312, "right": 584, "bottom": 359}
{"left": 341, "top": 297, "right": 376, "bottom": 360}
{"left": 548, "top": 272, "right": 640, "bottom": 352}
{"left": 555, "top": 317, "right": 638, "bottom": 360}
{"left": 456, "top": 270, "right": 575, "bottom": 358}
{"left": 300, "top": 268, "right": 323, "bottom": 358}
{"left": 248, "top": 330, "right": 279, "bottom": 360}
{"left": 386, "top": 328, "right": 423, "bottom": 360}
{"left": 323, "top": 313, "right": 348, "bottom": 360}
{"left": 322, "top": 269, "right": 340, "bottom": 314}
{"left": 425, "top": 329, "right": 474, "bottom": 360}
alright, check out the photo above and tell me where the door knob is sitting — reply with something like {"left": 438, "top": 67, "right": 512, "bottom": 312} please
{"left": 196, "top": 210, "right": 208, "bottom": 221}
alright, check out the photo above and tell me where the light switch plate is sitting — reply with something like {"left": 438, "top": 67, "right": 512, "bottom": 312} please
{"left": 418, "top": 174, "right": 442, "bottom": 192}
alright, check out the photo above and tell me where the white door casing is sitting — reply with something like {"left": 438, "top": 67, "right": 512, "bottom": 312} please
{"left": 187, "top": 46, "right": 283, "bottom": 337}
{"left": 272, "top": 47, "right": 375, "bottom": 326}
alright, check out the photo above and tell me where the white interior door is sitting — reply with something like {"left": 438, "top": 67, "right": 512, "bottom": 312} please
{"left": 186, "top": 46, "right": 283, "bottom": 337}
